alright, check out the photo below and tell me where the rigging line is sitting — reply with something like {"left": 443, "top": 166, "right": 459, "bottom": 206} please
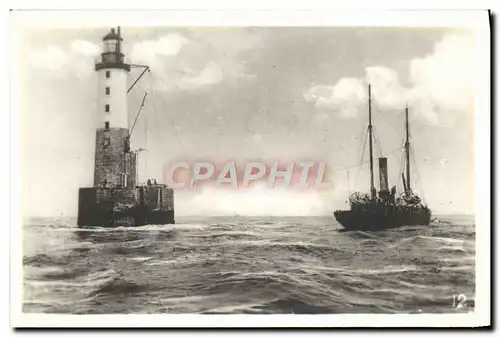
{"left": 127, "top": 73, "right": 148, "bottom": 96}
{"left": 353, "top": 127, "right": 369, "bottom": 187}
{"left": 333, "top": 145, "right": 404, "bottom": 174}
{"left": 127, "top": 66, "right": 150, "bottom": 94}
{"left": 148, "top": 72, "right": 182, "bottom": 146}
{"left": 368, "top": 106, "right": 384, "bottom": 157}
{"left": 372, "top": 102, "right": 403, "bottom": 139}
{"left": 409, "top": 143, "right": 426, "bottom": 203}
{"left": 353, "top": 130, "right": 368, "bottom": 188}
{"left": 372, "top": 125, "right": 383, "bottom": 157}
{"left": 356, "top": 127, "right": 368, "bottom": 169}
{"left": 130, "top": 70, "right": 181, "bottom": 150}
{"left": 144, "top": 86, "right": 148, "bottom": 180}
{"left": 397, "top": 138, "right": 406, "bottom": 191}
{"left": 130, "top": 93, "right": 148, "bottom": 138}
{"left": 147, "top": 71, "right": 160, "bottom": 140}
{"left": 412, "top": 123, "right": 430, "bottom": 135}
{"left": 126, "top": 72, "right": 149, "bottom": 130}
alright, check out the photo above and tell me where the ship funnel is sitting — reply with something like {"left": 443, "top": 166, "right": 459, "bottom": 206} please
{"left": 378, "top": 157, "right": 389, "bottom": 192}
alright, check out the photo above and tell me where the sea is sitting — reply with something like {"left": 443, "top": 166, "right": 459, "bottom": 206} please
{"left": 22, "top": 215, "right": 475, "bottom": 314}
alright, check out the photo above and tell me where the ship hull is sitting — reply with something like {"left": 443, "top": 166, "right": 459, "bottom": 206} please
{"left": 77, "top": 186, "right": 175, "bottom": 228}
{"left": 334, "top": 207, "right": 431, "bottom": 231}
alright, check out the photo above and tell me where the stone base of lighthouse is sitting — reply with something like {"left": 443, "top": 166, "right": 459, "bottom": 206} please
{"left": 77, "top": 185, "right": 175, "bottom": 227}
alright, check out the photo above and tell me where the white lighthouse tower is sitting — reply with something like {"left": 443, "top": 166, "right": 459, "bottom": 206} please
{"left": 93, "top": 27, "right": 136, "bottom": 188}
{"left": 95, "top": 27, "right": 129, "bottom": 129}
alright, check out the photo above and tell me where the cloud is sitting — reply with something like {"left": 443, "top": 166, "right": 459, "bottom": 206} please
{"left": 130, "top": 33, "right": 190, "bottom": 70}
{"left": 304, "top": 78, "right": 366, "bottom": 119}
{"left": 304, "top": 32, "right": 475, "bottom": 126}
{"left": 177, "top": 61, "right": 223, "bottom": 90}
{"left": 365, "top": 66, "right": 407, "bottom": 108}
{"left": 130, "top": 29, "right": 259, "bottom": 92}
{"left": 28, "top": 40, "right": 99, "bottom": 78}
{"left": 28, "top": 45, "right": 69, "bottom": 71}
{"left": 70, "top": 39, "right": 100, "bottom": 56}
{"left": 26, "top": 29, "right": 260, "bottom": 92}
{"left": 407, "top": 33, "right": 474, "bottom": 125}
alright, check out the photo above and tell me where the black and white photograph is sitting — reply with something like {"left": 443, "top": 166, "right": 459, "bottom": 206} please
{"left": 10, "top": 9, "right": 490, "bottom": 328}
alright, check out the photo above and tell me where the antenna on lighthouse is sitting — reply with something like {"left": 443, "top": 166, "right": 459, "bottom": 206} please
{"left": 117, "top": 26, "right": 121, "bottom": 55}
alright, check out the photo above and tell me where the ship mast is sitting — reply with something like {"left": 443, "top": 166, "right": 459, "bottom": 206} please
{"left": 368, "top": 84, "right": 376, "bottom": 199}
{"left": 405, "top": 104, "right": 411, "bottom": 195}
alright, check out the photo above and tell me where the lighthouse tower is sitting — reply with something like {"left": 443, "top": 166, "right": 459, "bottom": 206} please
{"left": 77, "top": 26, "right": 174, "bottom": 227}
{"left": 93, "top": 27, "right": 136, "bottom": 188}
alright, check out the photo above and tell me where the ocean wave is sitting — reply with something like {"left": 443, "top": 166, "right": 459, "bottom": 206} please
{"left": 309, "top": 265, "right": 419, "bottom": 275}
{"left": 25, "top": 280, "right": 89, "bottom": 288}
{"left": 208, "top": 297, "right": 336, "bottom": 314}
{"left": 417, "top": 235, "right": 465, "bottom": 244}
{"left": 439, "top": 265, "right": 475, "bottom": 272}
{"left": 346, "top": 231, "right": 381, "bottom": 239}
{"left": 128, "top": 256, "right": 155, "bottom": 262}
{"left": 439, "top": 256, "right": 475, "bottom": 264}
{"left": 434, "top": 246, "right": 467, "bottom": 254}
{"left": 88, "top": 279, "right": 150, "bottom": 298}
{"left": 23, "top": 253, "right": 71, "bottom": 267}
{"left": 57, "top": 223, "right": 209, "bottom": 233}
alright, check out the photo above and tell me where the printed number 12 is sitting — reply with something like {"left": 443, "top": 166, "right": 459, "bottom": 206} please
{"left": 453, "top": 294, "right": 467, "bottom": 308}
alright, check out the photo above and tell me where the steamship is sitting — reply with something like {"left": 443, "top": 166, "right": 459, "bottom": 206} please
{"left": 333, "top": 85, "right": 432, "bottom": 231}
{"left": 77, "top": 27, "right": 175, "bottom": 227}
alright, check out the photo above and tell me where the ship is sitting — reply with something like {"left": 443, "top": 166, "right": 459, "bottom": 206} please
{"left": 333, "top": 84, "right": 432, "bottom": 231}
{"left": 77, "top": 27, "right": 175, "bottom": 227}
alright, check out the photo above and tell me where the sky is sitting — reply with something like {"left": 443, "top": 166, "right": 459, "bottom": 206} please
{"left": 19, "top": 26, "right": 476, "bottom": 217}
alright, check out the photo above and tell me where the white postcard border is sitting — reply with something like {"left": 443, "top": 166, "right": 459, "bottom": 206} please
{"left": 9, "top": 9, "right": 491, "bottom": 328}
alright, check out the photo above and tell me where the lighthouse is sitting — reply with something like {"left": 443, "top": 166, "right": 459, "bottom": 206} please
{"left": 77, "top": 27, "right": 174, "bottom": 227}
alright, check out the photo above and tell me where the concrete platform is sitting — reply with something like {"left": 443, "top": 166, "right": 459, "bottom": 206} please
{"left": 77, "top": 185, "right": 175, "bottom": 227}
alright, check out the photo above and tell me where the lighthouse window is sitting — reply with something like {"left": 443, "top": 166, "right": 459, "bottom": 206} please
{"left": 105, "top": 104, "right": 110, "bottom": 112}
{"left": 105, "top": 71, "right": 110, "bottom": 78}
{"left": 104, "top": 121, "right": 109, "bottom": 129}
{"left": 104, "top": 40, "right": 118, "bottom": 53}
{"left": 105, "top": 87, "right": 110, "bottom": 95}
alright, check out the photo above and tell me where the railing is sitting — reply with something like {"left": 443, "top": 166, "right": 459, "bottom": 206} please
{"left": 94, "top": 55, "right": 131, "bottom": 66}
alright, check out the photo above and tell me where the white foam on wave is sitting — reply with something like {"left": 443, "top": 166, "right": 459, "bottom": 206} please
{"left": 201, "top": 301, "right": 269, "bottom": 314}
{"left": 25, "top": 269, "right": 117, "bottom": 289}
{"left": 54, "top": 241, "right": 95, "bottom": 250}
{"left": 81, "top": 269, "right": 117, "bottom": 287}
{"left": 145, "top": 259, "right": 181, "bottom": 266}
{"left": 417, "top": 235, "right": 464, "bottom": 244}
{"left": 389, "top": 235, "right": 466, "bottom": 251}
{"left": 434, "top": 245, "right": 467, "bottom": 253}
{"left": 310, "top": 264, "right": 419, "bottom": 275}
{"left": 359, "top": 239, "right": 381, "bottom": 245}
{"left": 128, "top": 257, "right": 154, "bottom": 262}
{"left": 158, "top": 295, "right": 220, "bottom": 304}
{"left": 439, "top": 265, "right": 474, "bottom": 272}
{"left": 439, "top": 256, "right": 475, "bottom": 264}
{"left": 25, "top": 280, "right": 89, "bottom": 288}
{"left": 122, "top": 224, "right": 208, "bottom": 231}
{"left": 50, "top": 223, "right": 209, "bottom": 233}
{"left": 351, "top": 231, "right": 379, "bottom": 239}
{"left": 186, "top": 230, "right": 260, "bottom": 238}
{"left": 397, "top": 280, "right": 453, "bottom": 291}
{"left": 86, "top": 268, "right": 115, "bottom": 279}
